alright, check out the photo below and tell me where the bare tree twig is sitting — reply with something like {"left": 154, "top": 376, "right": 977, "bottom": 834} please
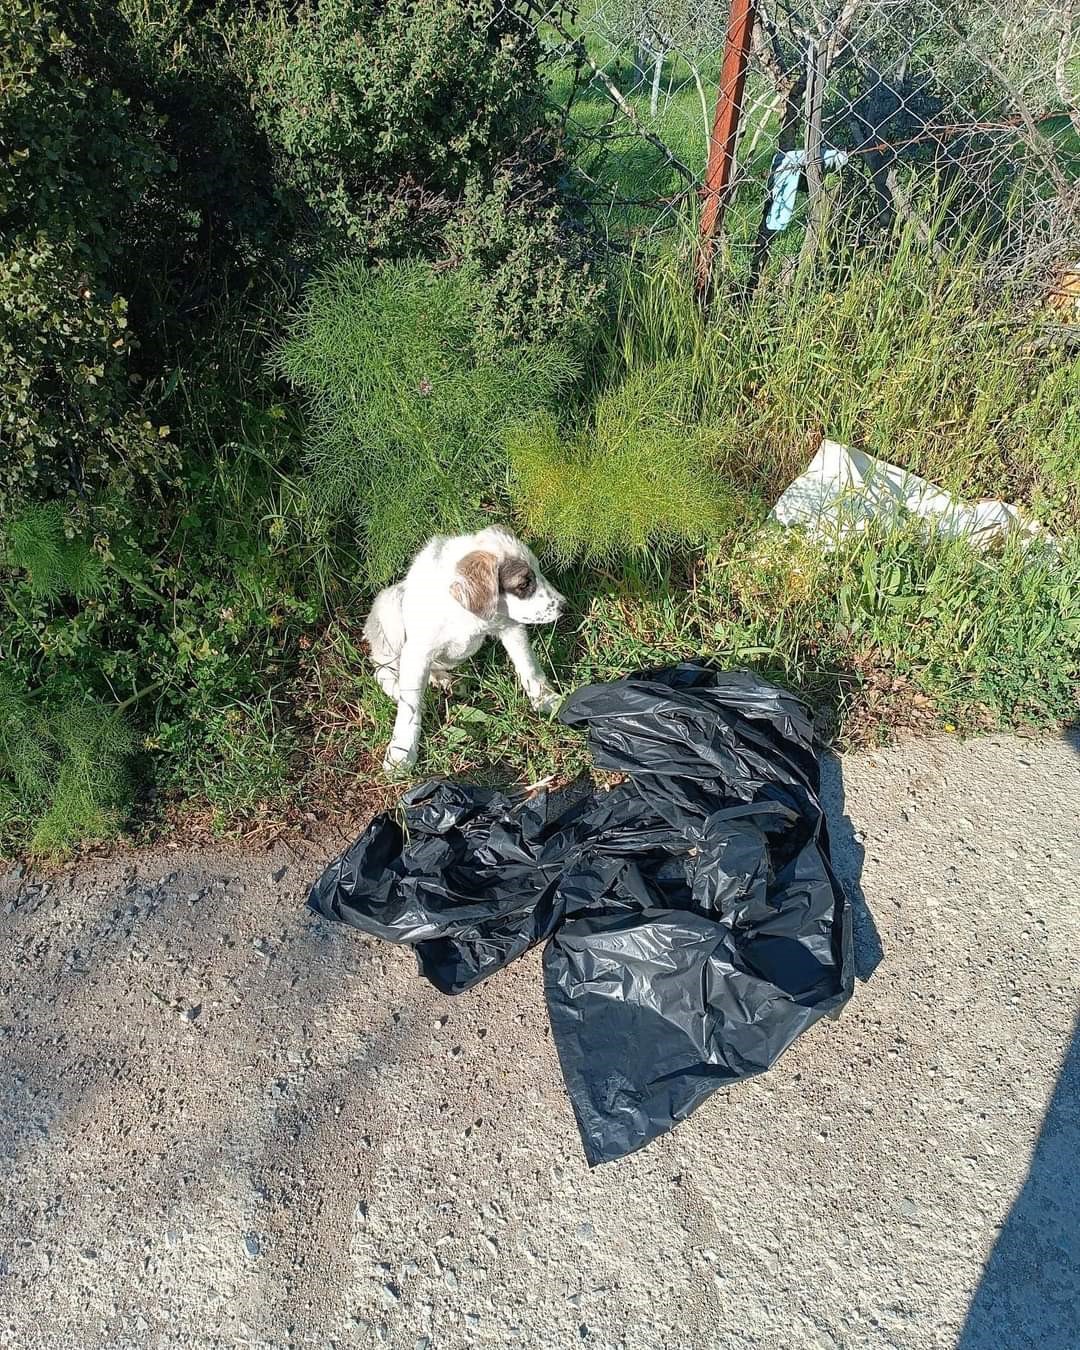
{"left": 650, "top": 47, "right": 665, "bottom": 118}
{"left": 942, "top": 9, "right": 1072, "bottom": 197}
{"left": 664, "top": 42, "right": 712, "bottom": 157}
{"left": 745, "top": 87, "right": 785, "bottom": 158}
{"left": 518, "top": 0, "right": 696, "bottom": 184}
{"left": 885, "top": 167, "right": 946, "bottom": 256}
{"left": 1055, "top": 0, "right": 1080, "bottom": 136}
{"left": 798, "top": 35, "right": 828, "bottom": 272}
{"left": 685, "top": 53, "right": 712, "bottom": 159}
{"left": 1029, "top": 322, "right": 1080, "bottom": 350}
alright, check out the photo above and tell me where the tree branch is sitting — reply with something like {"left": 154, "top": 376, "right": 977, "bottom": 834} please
{"left": 798, "top": 34, "right": 828, "bottom": 271}
{"left": 519, "top": 0, "right": 695, "bottom": 184}
{"left": 943, "top": 9, "right": 1072, "bottom": 197}
{"left": 1056, "top": 0, "right": 1080, "bottom": 136}
{"left": 752, "top": 1, "right": 791, "bottom": 89}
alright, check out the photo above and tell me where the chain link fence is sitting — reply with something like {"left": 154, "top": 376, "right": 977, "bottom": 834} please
{"left": 508, "top": 0, "right": 1080, "bottom": 296}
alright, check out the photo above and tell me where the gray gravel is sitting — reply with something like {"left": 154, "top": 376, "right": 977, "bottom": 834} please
{"left": 1, "top": 731, "right": 1078, "bottom": 1350}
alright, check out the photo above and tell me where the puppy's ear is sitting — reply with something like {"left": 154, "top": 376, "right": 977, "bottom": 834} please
{"left": 450, "top": 550, "right": 499, "bottom": 620}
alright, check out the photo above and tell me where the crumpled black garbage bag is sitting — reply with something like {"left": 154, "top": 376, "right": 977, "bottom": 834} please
{"left": 308, "top": 665, "right": 854, "bottom": 1165}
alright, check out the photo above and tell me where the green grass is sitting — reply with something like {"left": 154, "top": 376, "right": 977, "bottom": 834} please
{"left": 299, "top": 232, "right": 1079, "bottom": 789}
{"left": 507, "top": 361, "right": 750, "bottom": 564}
{"left": 7, "top": 227, "right": 1079, "bottom": 854}
{"left": 175, "top": 236, "right": 1080, "bottom": 821}
{"left": 494, "top": 229, "right": 1079, "bottom": 569}
{"left": 308, "top": 522, "right": 1078, "bottom": 786}
{"left": 592, "top": 235, "right": 1080, "bottom": 523}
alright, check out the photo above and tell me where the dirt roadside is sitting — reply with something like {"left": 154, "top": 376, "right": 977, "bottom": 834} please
{"left": 1, "top": 731, "right": 1078, "bottom": 1350}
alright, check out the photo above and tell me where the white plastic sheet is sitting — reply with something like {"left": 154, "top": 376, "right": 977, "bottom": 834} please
{"left": 770, "top": 440, "right": 1053, "bottom": 549}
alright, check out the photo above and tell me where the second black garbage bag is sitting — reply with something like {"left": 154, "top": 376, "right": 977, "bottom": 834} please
{"left": 308, "top": 664, "right": 854, "bottom": 1165}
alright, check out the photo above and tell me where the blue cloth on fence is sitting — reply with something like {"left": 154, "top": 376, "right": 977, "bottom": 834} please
{"left": 766, "top": 147, "right": 849, "bottom": 232}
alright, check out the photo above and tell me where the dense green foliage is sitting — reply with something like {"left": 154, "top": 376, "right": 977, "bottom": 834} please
{"left": 234, "top": 0, "right": 592, "bottom": 342}
{"left": 598, "top": 241, "right": 1080, "bottom": 519}
{"left": 276, "top": 261, "right": 578, "bottom": 584}
{"left": 0, "top": 3, "right": 169, "bottom": 507}
{"left": 0, "top": 674, "right": 134, "bottom": 855}
{"left": 0, "top": 0, "right": 587, "bottom": 853}
{"left": 508, "top": 363, "right": 746, "bottom": 564}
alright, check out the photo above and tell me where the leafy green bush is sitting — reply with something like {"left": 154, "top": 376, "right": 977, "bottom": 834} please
{"left": 444, "top": 158, "right": 602, "bottom": 348}
{"left": 0, "top": 4, "right": 169, "bottom": 507}
{"left": 0, "top": 674, "right": 134, "bottom": 856}
{"left": 0, "top": 675, "right": 50, "bottom": 844}
{"left": 0, "top": 0, "right": 593, "bottom": 853}
{"left": 276, "top": 259, "right": 578, "bottom": 585}
{"left": 508, "top": 363, "right": 746, "bottom": 564}
{"left": 28, "top": 700, "right": 135, "bottom": 855}
{"left": 0, "top": 413, "right": 323, "bottom": 851}
{"left": 236, "top": 0, "right": 591, "bottom": 341}
{"left": 236, "top": 0, "right": 535, "bottom": 246}
{"left": 4, "top": 502, "right": 103, "bottom": 600}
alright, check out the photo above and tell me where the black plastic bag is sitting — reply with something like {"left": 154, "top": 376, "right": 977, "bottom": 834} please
{"left": 308, "top": 665, "right": 854, "bottom": 1164}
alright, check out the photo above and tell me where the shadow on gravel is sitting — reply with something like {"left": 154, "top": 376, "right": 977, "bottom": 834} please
{"left": 957, "top": 1014, "right": 1080, "bottom": 1349}
{"left": 960, "top": 725, "right": 1079, "bottom": 1348}
{"left": 819, "top": 754, "right": 884, "bottom": 982}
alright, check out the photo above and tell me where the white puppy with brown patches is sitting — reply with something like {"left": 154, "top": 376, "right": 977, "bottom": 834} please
{"left": 364, "top": 526, "right": 566, "bottom": 773}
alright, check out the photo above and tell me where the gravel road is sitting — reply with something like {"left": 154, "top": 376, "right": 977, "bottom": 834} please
{"left": 1, "top": 731, "right": 1078, "bottom": 1350}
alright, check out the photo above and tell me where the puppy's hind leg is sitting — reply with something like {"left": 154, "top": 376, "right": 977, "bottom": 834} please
{"left": 364, "top": 585, "right": 404, "bottom": 700}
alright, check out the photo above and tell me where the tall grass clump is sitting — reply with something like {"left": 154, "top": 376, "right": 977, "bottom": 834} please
{"left": 508, "top": 361, "right": 748, "bottom": 564}
{"left": 707, "top": 526, "right": 1080, "bottom": 728}
{"left": 600, "top": 231, "right": 1080, "bottom": 525}
{"left": 559, "top": 522, "right": 1080, "bottom": 739}
{"left": 276, "top": 259, "right": 578, "bottom": 585}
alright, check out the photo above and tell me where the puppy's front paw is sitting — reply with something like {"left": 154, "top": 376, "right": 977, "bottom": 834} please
{"left": 530, "top": 685, "right": 563, "bottom": 717}
{"left": 383, "top": 743, "right": 417, "bottom": 776}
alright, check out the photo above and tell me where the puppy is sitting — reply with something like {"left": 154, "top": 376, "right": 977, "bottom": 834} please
{"left": 364, "top": 527, "right": 566, "bottom": 773}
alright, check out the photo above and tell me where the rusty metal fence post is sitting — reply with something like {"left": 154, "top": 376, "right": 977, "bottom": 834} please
{"left": 694, "top": 0, "right": 756, "bottom": 299}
